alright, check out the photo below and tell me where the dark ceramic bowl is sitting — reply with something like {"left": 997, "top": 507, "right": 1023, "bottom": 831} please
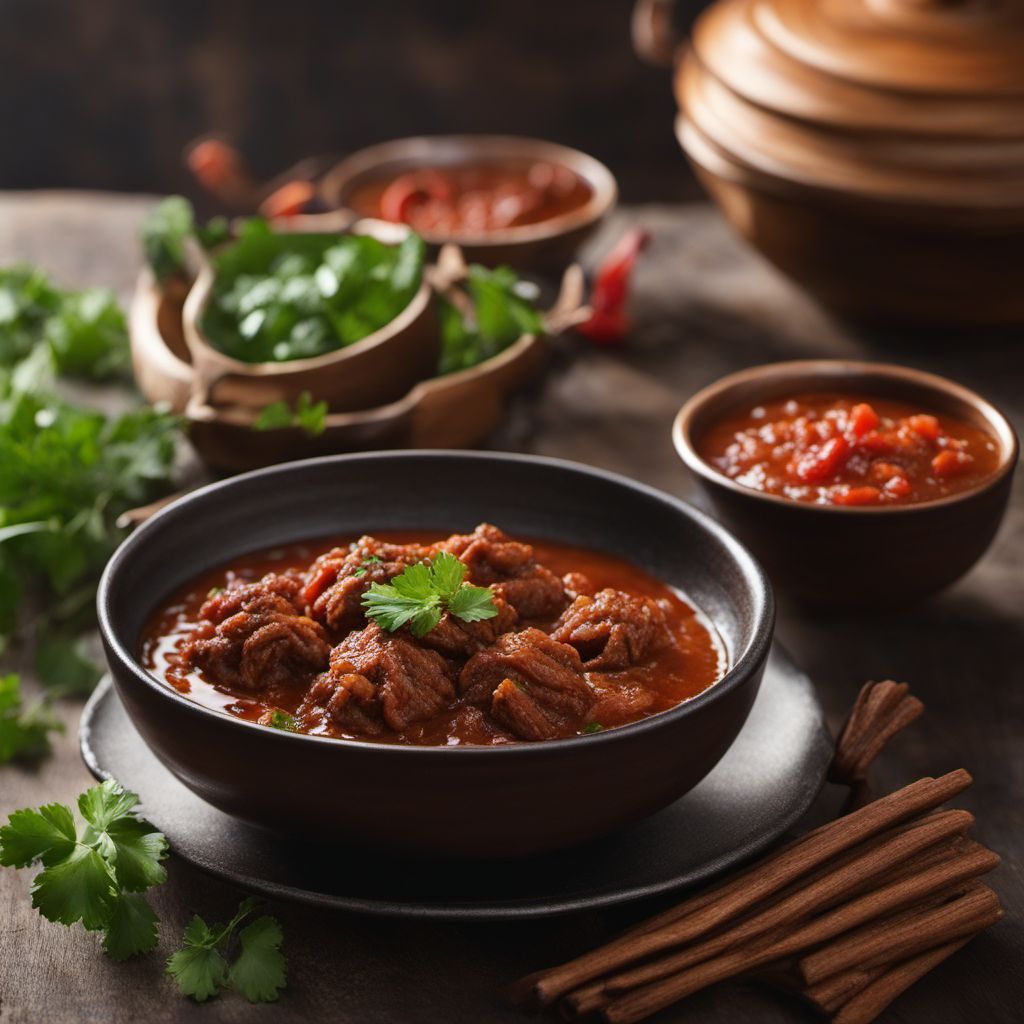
{"left": 97, "top": 452, "right": 773, "bottom": 859}
{"left": 674, "top": 361, "right": 1019, "bottom": 608}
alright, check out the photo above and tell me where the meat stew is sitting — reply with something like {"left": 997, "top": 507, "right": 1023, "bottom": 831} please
{"left": 141, "top": 525, "right": 725, "bottom": 746}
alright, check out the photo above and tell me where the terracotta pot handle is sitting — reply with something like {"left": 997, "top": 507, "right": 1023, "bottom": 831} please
{"left": 632, "top": 0, "right": 680, "bottom": 67}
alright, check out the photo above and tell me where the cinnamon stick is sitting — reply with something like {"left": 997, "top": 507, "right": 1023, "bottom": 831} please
{"left": 599, "top": 811, "right": 972, "bottom": 995}
{"left": 799, "top": 881, "right": 1002, "bottom": 984}
{"left": 597, "top": 845, "right": 998, "bottom": 1023}
{"left": 832, "top": 936, "right": 972, "bottom": 1024}
{"left": 512, "top": 770, "right": 972, "bottom": 1008}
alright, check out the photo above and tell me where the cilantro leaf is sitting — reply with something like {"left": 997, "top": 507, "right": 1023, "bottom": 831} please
{"left": 168, "top": 898, "right": 286, "bottom": 1003}
{"left": 429, "top": 550, "right": 467, "bottom": 599}
{"left": 228, "top": 916, "right": 287, "bottom": 1003}
{"left": 437, "top": 264, "right": 545, "bottom": 375}
{"left": 102, "top": 891, "right": 160, "bottom": 961}
{"left": 362, "top": 552, "right": 497, "bottom": 637}
{"left": 0, "top": 674, "right": 64, "bottom": 764}
{"left": 447, "top": 584, "right": 500, "bottom": 623}
{"left": 0, "top": 803, "right": 76, "bottom": 867}
{"left": 31, "top": 844, "right": 117, "bottom": 929}
{"left": 140, "top": 196, "right": 196, "bottom": 282}
{"left": 0, "top": 779, "right": 168, "bottom": 958}
{"left": 167, "top": 916, "right": 230, "bottom": 1002}
{"left": 252, "top": 390, "right": 327, "bottom": 437}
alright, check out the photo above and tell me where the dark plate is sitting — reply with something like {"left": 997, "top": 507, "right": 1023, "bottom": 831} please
{"left": 80, "top": 645, "right": 831, "bottom": 921}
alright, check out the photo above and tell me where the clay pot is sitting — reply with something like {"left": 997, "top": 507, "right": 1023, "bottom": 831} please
{"left": 634, "top": 0, "right": 1024, "bottom": 326}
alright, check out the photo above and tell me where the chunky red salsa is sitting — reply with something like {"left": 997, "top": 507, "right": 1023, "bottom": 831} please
{"left": 698, "top": 393, "right": 1001, "bottom": 507}
{"left": 141, "top": 525, "right": 724, "bottom": 746}
{"left": 346, "top": 161, "right": 593, "bottom": 235}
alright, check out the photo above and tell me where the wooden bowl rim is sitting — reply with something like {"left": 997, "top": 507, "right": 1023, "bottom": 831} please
{"left": 319, "top": 134, "right": 618, "bottom": 248}
{"left": 673, "top": 359, "right": 1019, "bottom": 516}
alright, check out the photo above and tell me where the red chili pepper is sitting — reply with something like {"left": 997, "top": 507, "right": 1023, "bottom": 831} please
{"left": 378, "top": 170, "right": 453, "bottom": 223}
{"left": 577, "top": 228, "right": 651, "bottom": 346}
{"left": 260, "top": 180, "right": 317, "bottom": 219}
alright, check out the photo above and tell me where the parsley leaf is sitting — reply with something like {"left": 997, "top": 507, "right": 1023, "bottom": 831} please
{"left": 362, "top": 551, "right": 497, "bottom": 637}
{"left": 229, "top": 916, "right": 287, "bottom": 1002}
{"left": 252, "top": 390, "right": 328, "bottom": 437}
{"left": 266, "top": 710, "right": 297, "bottom": 732}
{"left": 140, "top": 196, "right": 196, "bottom": 283}
{"left": 0, "top": 673, "right": 63, "bottom": 764}
{"left": 0, "top": 779, "right": 167, "bottom": 960}
{"left": 353, "top": 555, "right": 382, "bottom": 578}
{"left": 167, "top": 897, "right": 286, "bottom": 1003}
{"left": 438, "top": 264, "right": 545, "bottom": 375}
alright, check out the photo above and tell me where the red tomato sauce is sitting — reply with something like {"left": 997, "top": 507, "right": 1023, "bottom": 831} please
{"left": 346, "top": 161, "right": 593, "bottom": 235}
{"left": 697, "top": 393, "right": 1001, "bottom": 507}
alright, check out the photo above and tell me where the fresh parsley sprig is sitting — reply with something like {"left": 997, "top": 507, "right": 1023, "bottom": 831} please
{"left": 362, "top": 551, "right": 498, "bottom": 638}
{"left": 167, "top": 897, "right": 286, "bottom": 1003}
{"left": 0, "top": 778, "right": 167, "bottom": 960}
{"left": 252, "top": 390, "right": 328, "bottom": 437}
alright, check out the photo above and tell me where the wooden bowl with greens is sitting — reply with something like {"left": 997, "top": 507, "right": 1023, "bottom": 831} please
{"left": 131, "top": 200, "right": 587, "bottom": 471}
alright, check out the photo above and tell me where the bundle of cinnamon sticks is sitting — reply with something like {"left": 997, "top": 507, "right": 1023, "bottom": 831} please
{"left": 510, "top": 683, "right": 1002, "bottom": 1023}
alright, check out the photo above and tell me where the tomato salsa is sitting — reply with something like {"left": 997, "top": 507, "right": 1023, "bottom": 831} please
{"left": 697, "top": 393, "right": 1001, "bottom": 507}
{"left": 141, "top": 526, "right": 725, "bottom": 747}
{"left": 346, "top": 160, "right": 593, "bottom": 236}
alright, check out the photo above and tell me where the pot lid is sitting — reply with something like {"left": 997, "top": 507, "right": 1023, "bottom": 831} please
{"left": 679, "top": 0, "right": 1024, "bottom": 205}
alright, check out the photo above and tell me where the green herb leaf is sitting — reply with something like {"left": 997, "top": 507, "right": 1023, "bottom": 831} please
{"left": 167, "top": 917, "right": 230, "bottom": 1002}
{"left": 437, "top": 264, "right": 545, "bottom": 375}
{"left": 140, "top": 196, "right": 196, "bottom": 282}
{"left": 201, "top": 222, "right": 424, "bottom": 364}
{"left": 0, "top": 779, "right": 168, "bottom": 958}
{"left": 353, "top": 555, "right": 382, "bottom": 578}
{"left": 167, "top": 899, "right": 286, "bottom": 1003}
{"left": 446, "top": 584, "right": 500, "bottom": 623}
{"left": 252, "top": 391, "right": 327, "bottom": 437}
{"left": 581, "top": 722, "right": 604, "bottom": 734}
{"left": 266, "top": 710, "right": 298, "bottom": 732}
{"left": 362, "top": 552, "right": 497, "bottom": 637}
{"left": 228, "top": 916, "right": 287, "bottom": 1003}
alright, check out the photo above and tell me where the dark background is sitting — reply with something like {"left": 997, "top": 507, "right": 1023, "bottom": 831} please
{"left": 0, "top": 0, "right": 708, "bottom": 203}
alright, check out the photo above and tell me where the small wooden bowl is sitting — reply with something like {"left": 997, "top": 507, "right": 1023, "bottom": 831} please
{"left": 318, "top": 135, "right": 617, "bottom": 272}
{"left": 130, "top": 257, "right": 586, "bottom": 473}
{"left": 673, "top": 361, "right": 1019, "bottom": 608}
{"left": 179, "top": 218, "right": 437, "bottom": 414}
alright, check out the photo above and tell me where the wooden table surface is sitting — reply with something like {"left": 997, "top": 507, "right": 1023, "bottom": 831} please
{"left": 0, "top": 192, "right": 1021, "bottom": 1024}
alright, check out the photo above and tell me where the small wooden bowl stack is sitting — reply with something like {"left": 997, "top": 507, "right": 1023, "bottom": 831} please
{"left": 130, "top": 226, "right": 587, "bottom": 472}
{"left": 635, "top": 0, "right": 1024, "bottom": 326}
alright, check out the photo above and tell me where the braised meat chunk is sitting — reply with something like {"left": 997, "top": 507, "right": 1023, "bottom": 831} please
{"left": 442, "top": 523, "right": 567, "bottom": 619}
{"left": 460, "top": 628, "right": 594, "bottom": 740}
{"left": 182, "top": 574, "right": 330, "bottom": 693}
{"left": 303, "top": 536, "right": 432, "bottom": 634}
{"left": 552, "top": 589, "right": 671, "bottom": 670}
{"left": 419, "top": 594, "right": 518, "bottom": 659}
{"left": 300, "top": 623, "right": 456, "bottom": 735}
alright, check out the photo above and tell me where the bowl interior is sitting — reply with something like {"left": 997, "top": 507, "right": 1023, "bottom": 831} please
{"left": 677, "top": 361, "right": 1018, "bottom": 510}
{"left": 320, "top": 135, "right": 618, "bottom": 246}
{"left": 101, "top": 452, "right": 771, "bottom": 738}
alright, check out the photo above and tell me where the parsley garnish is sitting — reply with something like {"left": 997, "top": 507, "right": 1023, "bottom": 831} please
{"left": 253, "top": 390, "right": 328, "bottom": 437}
{"left": 0, "top": 779, "right": 167, "bottom": 960}
{"left": 266, "top": 710, "right": 298, "bottom": 732}
{"left": 0, "top": 673, "right": 63, "bottom": 763}
{"left": 362, "top": 551, "right": 498, "bottom": 638}
{"left": 353, "top": 554, "right": 382, "bottom": 578}
{"left": 581, "top": 722, "right": 604, "bottom": 734}
{"left": 166, "top": 896, "right": 286, "bottom": 1003}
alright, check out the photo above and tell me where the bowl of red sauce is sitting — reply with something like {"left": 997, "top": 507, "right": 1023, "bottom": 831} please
{"left": 97, "top": 452, "right": 772, "bottom": 858}
{"left": 674, "top": 361, "right": 1018, "bottom": 607}
{"left": 319, "top": 135, "right": 617, "bottom": 271}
